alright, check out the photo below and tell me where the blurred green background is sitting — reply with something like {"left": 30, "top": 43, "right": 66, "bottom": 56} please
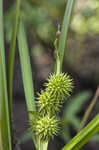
{"left": 4, "top": 0, "right": 99, "bottom": 149}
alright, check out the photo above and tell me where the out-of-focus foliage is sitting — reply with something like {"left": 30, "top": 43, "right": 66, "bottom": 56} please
{"left": 61, "top": 90, "right": 99, "bottom": 143}
{"left": 65, "top": 0, "right": 99, "bottom": 86}
{"left": 61, "top": 91, "right": 92, "bottom": 141}
{"left": 4, "top": 0, "right": 66, "bottom": 43}
{"left": 5, "top": 0, "right": 99, "bottom": 48}
{"left": 71, "top": 0, "right": 99, "bottom": 34}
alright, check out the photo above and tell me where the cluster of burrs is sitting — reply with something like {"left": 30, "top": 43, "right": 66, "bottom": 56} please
{"left": 30, "top": 73, "right": 73, "bottom": 141}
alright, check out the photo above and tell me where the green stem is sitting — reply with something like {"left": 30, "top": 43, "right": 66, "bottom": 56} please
{"left": 7, "top": 0, "right": 21, "bottom": 121}
{"left": 54, "top": 39, "right": 61, "bottom": 74}
{"left": 39, "top": 140, "right": 48, "bottom": 150}
{"left": 56, "top": 55, "right": 61, "bottom": 75}
{"left": 58, "top": 0, "right": 75, "bottom": 71}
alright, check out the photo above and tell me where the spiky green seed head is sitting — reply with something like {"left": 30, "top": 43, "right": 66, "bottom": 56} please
{"left": 37, "top": 90, "right": 62, "bottom": 115}
{"left": 45, "top": 73, "right": 73, "bottom": 102}
{"left": 30, "top": 115, "right": 59, "bottom": 141}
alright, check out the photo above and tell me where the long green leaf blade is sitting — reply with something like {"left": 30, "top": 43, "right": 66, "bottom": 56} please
{"left": 0, "top": 0, "right": 12, "bottom": 149}
{"left": 17, "top": 22, "right": 36, "bottom": 119}
{"left": 0, "top": 125, "right": 3, "bottom": 149}
{"left": 58, "top": 0, "right": 75, "bottom": 71}
{"left": 17, "top": 22, "right": 38, "bottom": 148}
{"left": 62, "top": 114, "right": 99, "bottom": 150}
{"left": 7, "top": 0, "right": 21, "bottom": 121}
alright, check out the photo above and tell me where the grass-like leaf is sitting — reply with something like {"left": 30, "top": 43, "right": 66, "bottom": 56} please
{"left": 7, "top": 0, "right": 21, "bottom": 121}
{"left": 58, "top": 0, "right": 75, "bottom": 71}
{"left": 0, "top": 0, "right": 12, "bottom": 149}
{"left": 62, "top": 114, "right": 99, "bottom": 150}
{"left": 17, "top": 22, "right": 38, "bottom": 148}
{"left": 17, "top": 21, "right": 36, "bottom": 118}
{"left": 0, "top": 126, "right": 3, "bottom": 149}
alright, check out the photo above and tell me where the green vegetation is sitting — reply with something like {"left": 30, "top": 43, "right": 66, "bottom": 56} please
{"left": 0, "top": 0, "right": 99, "bottom": 150}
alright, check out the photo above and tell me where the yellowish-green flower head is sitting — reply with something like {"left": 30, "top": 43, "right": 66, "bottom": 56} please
{"left": 45, "top": 73, "right": 73, "bottom": 102}
{"left": 37, "top": 90, "right": 62, "bottom": 115}
{"left": 31, "top": 73, "right": 73, "bottom": 141}
{"left": 37, "top": 73, "right": 73, "bottom": 115}
{"left": 30, "top": 115, "right": 59, "bottom": 141}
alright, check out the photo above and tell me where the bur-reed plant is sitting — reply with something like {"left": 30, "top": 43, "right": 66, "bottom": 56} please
{"left": 0, "top": 0, "right": 99, "bottom": 150}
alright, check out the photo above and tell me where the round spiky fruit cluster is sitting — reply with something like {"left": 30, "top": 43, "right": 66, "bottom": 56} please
{"left": 37, "top": 73, "right": 73, "bottom": 115}
{"left": 37, "top": 90, "right": 61, "bottom": 115}
{"left": 45, "top": 73, "right": 73, "bottom": 102}
{"left": 31, "top": 73, "right": 73, "bottom": 141}
{"left": 30, "top": 115, "right": 59, "bottom": 141}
